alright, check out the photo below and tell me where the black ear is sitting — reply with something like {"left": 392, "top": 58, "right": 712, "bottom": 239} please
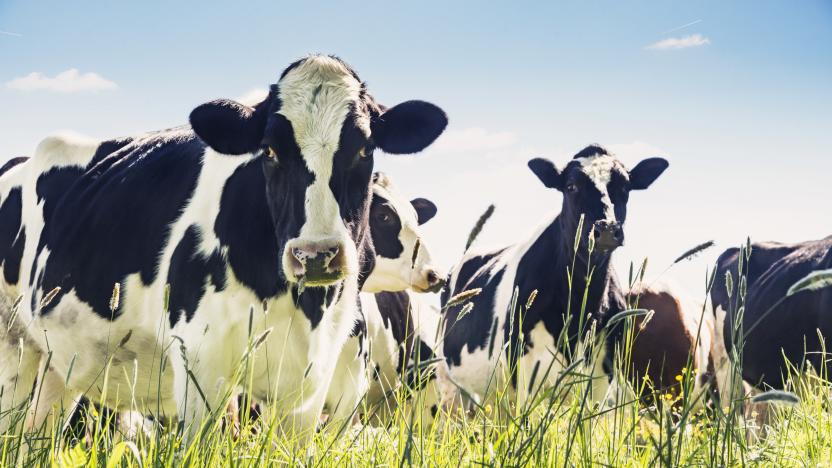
{"left": 410, "top": 198, "right": 438, "bottom": 225}
{"left": 189, "top": 99, "right": 268, "bottom": 155}
{"left": 629, "top": 157, "right": 669, "bottom": 190}
{"left": 371, "top": 100, "right": 448, "bottom": 155}
{"left": 527, "top": 158, "right": 563, "bottom": 190}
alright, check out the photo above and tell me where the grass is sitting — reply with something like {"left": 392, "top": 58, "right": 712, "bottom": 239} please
{"left": 3, "top": 234, "right": 832, "bottom": 467}
{"left": 2, "top": 354, "right": 830, "bottom": 467}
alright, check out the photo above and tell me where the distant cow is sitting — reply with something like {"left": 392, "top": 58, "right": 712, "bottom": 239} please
{"left": 626, "top": 282, "right": 714, "bottom": 408}
{"left": 711, "top": 236, "right": 832, "bottom": 396}
{"left": 326, "top": 172, "right": 445, "bottom": 423}
{"left": 0, "top": 55, "right": 447, "bottom": 445}
{"left": 441, "top": 145, "right": 668, "bottom": 406}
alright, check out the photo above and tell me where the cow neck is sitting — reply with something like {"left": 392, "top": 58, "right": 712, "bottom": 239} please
{"left": 531, "top": 215, "right": 616, "bottom": 322}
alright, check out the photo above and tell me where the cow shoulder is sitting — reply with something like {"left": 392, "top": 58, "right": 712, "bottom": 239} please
{"left": 35, "top": 131, "right": 205, "bottom": 319}
{"left": 167, "top": 225, "right": 228, "bottom": 327}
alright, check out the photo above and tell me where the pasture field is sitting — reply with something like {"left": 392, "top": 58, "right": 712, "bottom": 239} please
{"left": 2, "top": 239, "right": 831, "bottom": 467}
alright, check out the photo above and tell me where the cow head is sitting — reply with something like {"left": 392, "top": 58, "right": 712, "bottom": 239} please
{"left": 190, "top": 55, "right": 447, "bottom": 287}
{"left": 362, "top": 172, "right": 444, "bottom": 294}
{"left": 528, "top": 145, "right": 668, "bottom": 253}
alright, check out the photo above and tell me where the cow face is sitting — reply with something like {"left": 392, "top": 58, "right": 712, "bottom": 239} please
{"left": 190, "top": 55, "right": 447, "bottom": 287}
{"left": 362, "top": 173, "right": 444, "bottom": 294}
{"left": 528, "top": 145, "right": 668, "bottom": 253}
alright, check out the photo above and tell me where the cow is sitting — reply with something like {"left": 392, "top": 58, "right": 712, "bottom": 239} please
{"left": 0, "top": 55, "right": 448, "bottom": 449}
{"left": 626, "top": 281, "right": 714, "bottom": 409}
{"left": 359, "top": 290, "right": 452, "bottom": 424}
{"left": 711, "top": 237, "right": 832, "bottom": 400}
{"left": 440, "top": 145, "right": 668, "bottom": 408}
{"left": 65, "top": 171, "right": 446, "bottom": 437}
{"left": 325, "top": 172, "right": 447, "bottom": 424}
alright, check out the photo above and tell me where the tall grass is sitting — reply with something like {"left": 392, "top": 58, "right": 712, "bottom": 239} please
{"left": 2, "top": 238, "right": 831, "bottom": 466}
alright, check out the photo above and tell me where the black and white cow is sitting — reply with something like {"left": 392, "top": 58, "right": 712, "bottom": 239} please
{"left": 0, "top": 55, "right": 447, "bottom": 445}
{"left": 440, "top": 145, "right": 668, "bottom": 407}
{"left": 711, "top": 236, "right": 832, "bottom": 397}
{"left": 326, "top": 172, "right": 448, "bottom": 423}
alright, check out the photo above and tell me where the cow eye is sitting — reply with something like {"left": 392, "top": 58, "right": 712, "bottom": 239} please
{"left": 375, "top": 211, "right": 392, "bottom": 224}
{"left": 265, "top": 147, "right": 278, "bottom": 160}
{"left": 566, "top": 183, "right": 578, "bottom": 193}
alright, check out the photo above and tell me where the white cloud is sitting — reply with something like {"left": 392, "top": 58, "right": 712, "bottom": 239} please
{"left": 0, "top": 30, "right": 22, "bottom": 37}
{"left": 430, "top": 127, "right": 518, "bottom": 154}
{"left": 5, "top": 69, "right": 118, "bottom": 93}
{"left": 235, "top": 87, "right": 269, "bottom": 106}
{"left": 646, "top": 33, "right": 710, "bottom": 51}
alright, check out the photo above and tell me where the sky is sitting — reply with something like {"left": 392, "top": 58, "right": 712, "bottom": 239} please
{"left": 1, "top": 1, "right": 831, "bottom": 300}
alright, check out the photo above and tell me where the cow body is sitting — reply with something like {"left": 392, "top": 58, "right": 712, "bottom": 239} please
{"left": 0, "top": 55, "right": 447, "bottom": 444}
{"left": 626, "top": 282, "right": 713, "bottom": 407}
{"left": 325, "top": 173, "right": 447, "bottom": 424}
{"left": 441, "top": 145, "right": 668, "bottom": 407}
{"left": 360, "top": 290, "right": 453, "bottom": 421}
{"left": 712, "top": 236, "right": 832, "bottom": 393}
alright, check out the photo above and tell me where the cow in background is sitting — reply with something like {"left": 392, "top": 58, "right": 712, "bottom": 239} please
{"left": 441, "top": 145, "right": 669, "bottom": 408}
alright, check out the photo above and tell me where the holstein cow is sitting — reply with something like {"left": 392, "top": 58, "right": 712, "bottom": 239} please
{"left": 326, "top": 172, "right": 448, "bottom": 424}
{"left": 441, "top": 145, "right": 668, "bottom": 407}
{"left": 0, "top": 55, "right": 447, "bottom": 446}
{"left": 626, "top": 282, "right": 714, "bottom": 409}
{"left": 711, "top": 236, "right": 832, "bottom": 399}
{"left": 68, "top": 172, "right": 446, "bottom": 436}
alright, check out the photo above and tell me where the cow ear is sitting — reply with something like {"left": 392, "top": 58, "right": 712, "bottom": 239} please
{"left": 189, "top": 99, "right": 268, "bottom": 155}
{"left": 629, "top": 157, "right": 669, "bottom": 190}
{"left": 528, "top": 158, "right": 563, "bottom": 190}
{"left": 372, "top": 100, "right": 448, "bottom": 155}
{"left": 410, "top": 198, "right": 438, "bottom": 225}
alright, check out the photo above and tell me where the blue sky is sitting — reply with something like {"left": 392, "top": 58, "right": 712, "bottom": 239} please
{"left": 1, "top": 1, "right": 831, "bottom": 297}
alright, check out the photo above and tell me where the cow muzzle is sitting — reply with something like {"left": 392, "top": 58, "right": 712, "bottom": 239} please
{"left": 284, "top": 238, "right": 347, "bottom": 286}
{"left": 592, "top": 220, "right": 624, "bottom": 252}
{"left": 412, "top": 267, "right": 446, "bottom": 293}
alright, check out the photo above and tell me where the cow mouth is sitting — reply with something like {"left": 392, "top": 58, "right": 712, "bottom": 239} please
{"left": 295, "top": 256, "right": 346, "bottom": 287}
{"left": 594, "top": 238, "right": 623, "bottom": 253}
{"left": 411, "top": 271, "right": 446, "bottom": 293}
{"left": 413, "top": 282, "right": 444, "bottom": 294}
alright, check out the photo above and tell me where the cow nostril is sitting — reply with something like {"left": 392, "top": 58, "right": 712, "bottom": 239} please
{"left": 326, "top": 246, "right": 340, "bottom": 258}
{"left": 426, "top": 270, "right": 445, "bottom": 288}
{"left": 292, "top": 247, "right": 306, "bottom": 263}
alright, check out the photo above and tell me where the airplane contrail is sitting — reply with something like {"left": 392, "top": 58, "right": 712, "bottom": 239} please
{"left": 0, "top": 30, "right": 23, "bottom": 37}
{"left": 661, "top": 19, "right": 702, "bottom": 35}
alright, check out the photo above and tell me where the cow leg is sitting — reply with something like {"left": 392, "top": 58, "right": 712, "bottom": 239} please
{"left": 170, "top": 346, "right": 232, "bottom": 442}
{"left": 711, "top": 305, "right": 747, "bottom": 409}
{"left": 0, "top": 332, "right": 41, "bottom": 436}
{"left": 413, "top": 359, "right": 457, "bottom": 427}
{"left": 325, "top": 337, "right": 367, "bottom": 429}
{"left": 115, "top": 410, "right": 155, "bottom": 441}
{"left": 23, "top": 359, "right": 78, "bottom": 454}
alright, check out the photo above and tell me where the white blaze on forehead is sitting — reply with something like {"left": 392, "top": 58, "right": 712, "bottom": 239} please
{"left": 577, "top": 153, "right": 623, "bottom": 222}
{"left": 277, "top": 56, "right": 370, "bottom": 148}
{"left": 278, "top": 56, "right": 367, "bottom": 244}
